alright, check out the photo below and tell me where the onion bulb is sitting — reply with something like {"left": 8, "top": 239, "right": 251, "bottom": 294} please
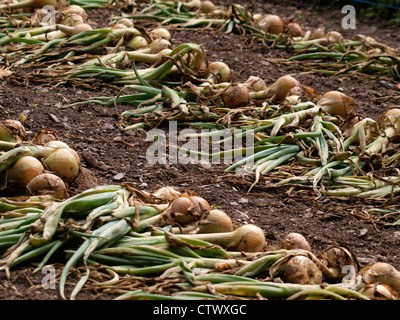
{"left": 184, "top": 0, "right": 201, "bottom": 10}
{"left": 258, "top": 14, "right": 284, "bottom": 35}
{"left": 42, "top": 143, "right": 80, "bottom": 183}
{"left": 56, "top": 23, "right": 93, "bottom": 36}
{"left": 286, "top": 22, "right": 305, "bottom": 37}
{"left": 359, "top": 283, "right": 398, "bottom": 300}
{"left": 26, "top": 173, "right": 67, "bottom": 200}
{"left": 207, "top": 61, "right": 232, "bottom": 84}
{"left": 61, "top": 14, "right": 85, "bottom": 27}
{"left": 32, "top": 129, "right": 59, "bottom": 145}
{"left": 261, "top": 75, "right": 301, "bottom": 103}
{"left": 244, "top": 76, "right": 267, "bottom": 92}
{"left": 61, "top": 5, "right": 87, "bottom": 19}
{"left": 153, "top": 186, "right": 181, "bottom": 202}
{"left": 281, "top": 232, "right": 311, "bottom": 251}
{"left": 7, "top": 156, "right": 44, "bottom": 188}
{"left": 318, "top": 245, "right": 359, "bottom": 280}
{"left": 324, "top": 31, "right": 343, "bottom": 44}
{"left": 200, "top": 0, "right": 216, "bottom": 13}
{"left": 115, "top": 18, "right": 134, "bottom": 28}
{"left": 126, "top": 36, "right": 148, "bottom": 49}
{"left": 0, "top": 120, "right": 26, "bottom": 143}
{"left": 0, "top": 0, "right": 57, "bottom": 10}
{"left": 378, "top": 108, "right": 400, "bottom": 138}
{"left": 360, "top": 262, "right": 400, "bottom": 295}
{"left": 163, "top": 194, "right": 210, "bottom": 225}
{"left": 282, "top": 255, "right": 323, "bottom": 285}
{"left": 222, "top": 84, "right": 250, "bottom": 108}
{"left": 197, "top": 209, "right": 233, "bottom": 233}
{"left": 317, "top": 91, "right": 356, "bottom": 118}
{"left": 310, "top": 27, "right": 326, "bottom": 39}
{"left": 184, "top": 224, "right": 266, "bottom": 252}
{"left": 151, "top": 28, "right": 171, "bottom": 41}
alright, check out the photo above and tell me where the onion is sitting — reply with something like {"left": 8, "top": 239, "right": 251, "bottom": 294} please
{"left": 151, "top": 28, "right": 171, "bottom": 41}
{"left": 360, "top": 262, "right": 400, "bottom": 295}
{"left": 153, "top": 186, "right": 181, "bottom": 202}
{"left": 115, "top": 18, "right": 134, "bottom": 28}
{"left": 56, "top": 23, "right": 93, "bottom": 37}
{"left": 200, "top": 0, "right": 216, "bottom": 13}
{"left": 42, "top": 144, "right": 80, "bottom": 183}
{"left": 222, "top": 84, "right": 250, "bottom": 108}
{"left": 286, "top": 22, "right": 304, "bottom": 37}
{"left": 0, "top": 0, "right": 57, "bottom": 10}
{"left": 258, "top": 14, "right": 284, "bottom": 35}
{"left": 244, "top": 76, "right": 267, "bottom": 92}
{"left": 318, "top": 245, "right": 359, "bottom": 280}
{"left": 317, "top": 91, "right": 356, "bottom": 118}
{"left": 7, "top": 156, "right": 44, "bottom": 188}
{"left": 184, "top": 0, "right": 202, "bottom": 10}
{"left": 26, "top": 173, "right": 67, "bottom": 200}
{"left": 197, "top": 209, "right": 233, "bottom": 233}
{"left": 310, "top": 27, "right": 326, "bottom": 39}
{"left": 0, "top": 120, "right": 26, "bottom": 143}
{"left": 252, "top": 13, "right": 263, "bottom": 23}
{"left": 282, "top": 255, "right": 323, "bottom": 285}
{"left": 61, "top": 5, "right": 87, "bottom": 18}
{"left": 378, "top": 108, "right": 400, "bottom": 138}
{"left": 207, "top": 61, "right": 232, "bottom": 83}
{"left": 126, "top": 36, "right": 148, "bottom": 50}
{"left": 281, "top": 232, "right": 311, "bottom": 251}
{"left": 259, "top": 75, "right": 301, "bottom": 103}
{"left": 359, "top": 283, "right": 398, "bottom": 300}
{"left": 32, "top": 129, "right": 59, "bottom": 145}
{"left": 61, "top": 14, "right": 85, "bottom": 27}
{"left": 112, "top": 24, "right": 128, "bottom": 30}
{"left": 184, "top": 224, "right": 266, "bottom": 252}
{"left": 324, "top": 31, "right": 343, "bottom": 44}
{"left": 163, "top": 194, "right": 210, "bottom": 225}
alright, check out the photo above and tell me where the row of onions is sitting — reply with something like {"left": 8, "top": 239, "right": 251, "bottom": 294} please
{"left": 109, "top": 0, "right": 400, "bottom": 79}
{"left": 0, "top": 182, "right": 399, "bottom": 300}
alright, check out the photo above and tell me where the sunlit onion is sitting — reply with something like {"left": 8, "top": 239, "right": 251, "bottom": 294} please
{"left": 200, "top": 0, "right": 216, "bottom": 13}
{"left": 61, "top": 5, "right": 87, "bottom": 18}
{"left": 127, "top": 36, "right": 148, "bottom": 49}
{"left": 151, "top": 28, "right": 171, "bottom": 40}
{"left": 26, "top": 173, "right": 67, "bottom": 200}
{"left": 163, "top": 194, "right": 210, "bottom": 225}
{"left": 317, "top": 91, "right": 356, "bottom": 118}
{"left": 207, "top": 61, "right": 232, "bottom": 83}
{"left": 61, "top": 14, "right": 84, "bottom": 27}
{"left": 258, "top": 14, "right": 284, "bottom": 35}
{"left": 266, "top": 75, "right": 301, "bottom": 103}
{"left": 7, "top": 156, "right": 44, "bottom": 188}
{"left": 153, "top": 186, "right": 181, "bottom": 202}
{"left": 319, "top": 245, "right": 359, "bottom": 280}
{"left": 197, "top": 209, "right": 233, "bottom": 233}
{"left": 115, "top": 18, "right": 134, "bottom": 28}
{"left": 42, "top": 144, "right": 80, "bottom": 183}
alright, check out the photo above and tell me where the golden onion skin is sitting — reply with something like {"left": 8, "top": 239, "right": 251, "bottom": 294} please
{"left": 7, "top": 156, "right": 44, "bottom": 188}
{"left": 43, "top": 148, "right": 80, "bottom": 183}
{"left": 282, "top": 255, "right": 323, "bottom": 285}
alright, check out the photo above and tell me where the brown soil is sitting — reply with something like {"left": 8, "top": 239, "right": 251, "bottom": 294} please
{"left": 0, "top": 0, "right": 399, "bottom": 300}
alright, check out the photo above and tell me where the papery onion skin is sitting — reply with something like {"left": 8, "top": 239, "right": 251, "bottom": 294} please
{"left": 361, "top": 262, "right": 400, "bottom": 295}
{"left": 207, "top": 61, "right": 232, "bottom": 83}
{"left": 258, "top": 14, "right": 284, "bottom": 35}
{"left": 317, "top": 91, "right": 356, "bottom": 118}
{"left": 26, "top": 173, "right": 67, "bottom": 200}
{"left": 227, "top": 224, "right": 266, "bottom": 252}
{"left": 359, "top": 283, "right": 398, "bottom": 300}
{"left": 0, "top": 120, "right": 26, "bottom": 143}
